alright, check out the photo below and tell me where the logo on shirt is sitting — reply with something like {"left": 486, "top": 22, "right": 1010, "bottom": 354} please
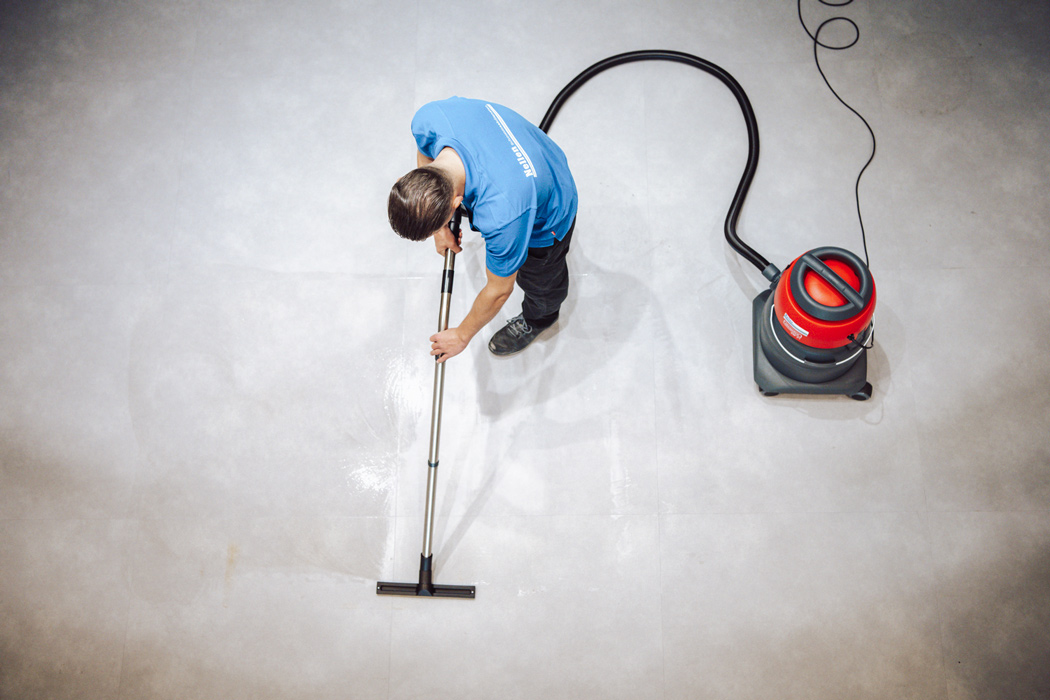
{"left": 486, "top": 104, "right": 536, "bottom": 178}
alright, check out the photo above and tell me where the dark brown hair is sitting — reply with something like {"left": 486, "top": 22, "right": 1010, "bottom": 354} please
{"left": 387, "top": 167, "right": 454, "bottom": 241}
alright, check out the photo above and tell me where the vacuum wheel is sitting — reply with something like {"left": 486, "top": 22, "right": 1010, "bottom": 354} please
{"left": 849, "top": 382, "right": 873, "bottom": 401}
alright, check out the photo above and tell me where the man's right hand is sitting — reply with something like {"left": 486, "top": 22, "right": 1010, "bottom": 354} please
{"left": 433, "top": 224, "right": 463, "bottom": 256}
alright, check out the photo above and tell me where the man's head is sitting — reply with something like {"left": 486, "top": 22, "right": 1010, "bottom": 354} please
{"left": 388, "top": 167, "right": 455, "bottom": 241}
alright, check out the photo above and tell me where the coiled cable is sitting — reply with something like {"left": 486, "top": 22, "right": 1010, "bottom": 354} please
{"left": 798, "top": 0, "right": 876, "bottom": 266}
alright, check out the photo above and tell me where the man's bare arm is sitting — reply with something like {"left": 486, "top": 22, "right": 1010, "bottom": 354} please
{"left": 429, "top": 268, "right": 516, "bottom": 362}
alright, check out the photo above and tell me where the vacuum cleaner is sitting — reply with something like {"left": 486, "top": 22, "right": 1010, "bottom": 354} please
{"left": 540, "top": 50, "right": 876, "bottom": 401}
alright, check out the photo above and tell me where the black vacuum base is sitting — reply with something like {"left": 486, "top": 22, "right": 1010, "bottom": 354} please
{"left": 375, "top": 580, "right": 476, "bottom": 598}
{"left": 376, "top": 555, "right": 476, "bottom": 599}
{"left": 752, "top": 289, "right": 872, "bottom": 401}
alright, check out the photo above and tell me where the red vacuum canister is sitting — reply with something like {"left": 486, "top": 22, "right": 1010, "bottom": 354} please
{"left": 755, "top": 246, "right": 875, "bottom": 392}
{"left": 775, "top": 247, "right": 876, "bottom": 349}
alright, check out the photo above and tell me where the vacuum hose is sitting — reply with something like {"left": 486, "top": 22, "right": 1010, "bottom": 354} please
{"left": 539, "top": 50, "right": 779, "bottom": 281}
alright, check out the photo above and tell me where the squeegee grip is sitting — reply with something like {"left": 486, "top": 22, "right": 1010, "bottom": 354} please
{"left": 436, "top": 207, "right": 463, "bottom": 334}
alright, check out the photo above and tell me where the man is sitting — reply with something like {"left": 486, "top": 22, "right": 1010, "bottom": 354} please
{"left": 388, "top": 97, "right": 578, "bottom": 363}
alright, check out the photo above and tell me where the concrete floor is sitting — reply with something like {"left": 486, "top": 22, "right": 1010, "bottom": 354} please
{"left": 1, "top": 1, "right": 1048, "bottom": 698}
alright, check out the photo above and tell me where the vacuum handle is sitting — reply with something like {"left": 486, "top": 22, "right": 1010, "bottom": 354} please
{"left": 790, "top": 246, "right": 874, "bottom": 325}
{"left": 798, "top": 253, "right": 866, "bottom": 312}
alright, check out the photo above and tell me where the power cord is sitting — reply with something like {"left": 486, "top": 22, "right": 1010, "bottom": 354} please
{"left": 798, "top": 0, "right": 876, "bottom": 267}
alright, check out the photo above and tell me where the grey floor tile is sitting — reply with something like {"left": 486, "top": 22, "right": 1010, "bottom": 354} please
{"left": 416, "top": 0, "right": 648, "bottom": 90}
{"left": 0, "top": 75, "right": 188, "bottom": 285}
{"left": 0, "top": 285, "right": 149, "bottom": 519}
{"left": 192, "top": 0, "right": 417, "bottom": 80}
{"left": 0, "top": 519, "right": 131, "bottom": 700}
{"left": 901, "top": 268, "right": 1050, "bottom": 512}
{"left": 661, "top": 512, "right": 946, "bottom": 700}
{"left": 128, "top": 275, "right": 406, "bottom": 519}
{"left": 385, "top": 514, "right": 663, "bottom": 700}
{"left": 171, "top": 71, "right": 416, "bottom": 276}
{"left": 874, "top": 67, "right": 1050, "bottom": 270}
{"left": 119, "top": 517, "right": 391, "bottom": 700}
{"left": 0, "top": 1, "right": 198, "bottom": 84}
{"left": 930, "top": 511, "right": 1050, "bottom": 700}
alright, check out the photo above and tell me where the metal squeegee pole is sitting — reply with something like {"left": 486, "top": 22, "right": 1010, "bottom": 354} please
{"left": 421, "top": 246, "right": 454, "bottom": 559}
{"left": 376, "top": 208, "right": 474, "bottom": 598}
{"left": 538, "top": 49, "right": 776, "bottom": 278}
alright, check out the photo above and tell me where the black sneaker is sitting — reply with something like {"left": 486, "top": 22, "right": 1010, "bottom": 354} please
{"left": 488, "top": 314, "right": 551, "bottom": 356}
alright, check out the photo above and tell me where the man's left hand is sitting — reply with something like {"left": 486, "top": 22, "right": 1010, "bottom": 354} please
{"left": 433, "top": 225, "right": 463, "bottom": 256}
{"left": 430, "top": 327, "right": 469, "bottom": 362}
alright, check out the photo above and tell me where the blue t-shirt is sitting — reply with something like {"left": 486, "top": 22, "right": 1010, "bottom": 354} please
{"left": 412, "top": 97, "right": 578, "bottom": 277}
